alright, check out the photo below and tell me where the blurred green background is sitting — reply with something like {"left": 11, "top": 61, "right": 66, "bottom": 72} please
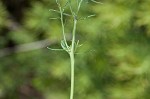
{"left": 0, "top": 0, "right": 150, "bottom": 99}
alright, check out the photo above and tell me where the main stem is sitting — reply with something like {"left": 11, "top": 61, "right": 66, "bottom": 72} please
{"left": 69, "top": 51, "right": 75, "bottom": 99}
{"left": 69, "top": 19, "right": 77, "bottom": 99}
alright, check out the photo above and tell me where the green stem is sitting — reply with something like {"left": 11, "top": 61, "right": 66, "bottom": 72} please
{"left": 69, "top": 19, "right": 77, "bottom": 99}
{"left": 69, "top": 51, "right": 75, "bottom": 99}
{"left": 77, "top": 0, "right": 83, "bottom": 14}
{"left": 71, "top": 19, "right": 77, "bottom": 52}
{"left": 60, "top": 9, "right": 68, "bottom": 47}
{"left": 57, "top": 1, "right": 68, "bottom": 47}
{"left": 60, "top": 11, "right": 66, "bottom": 41}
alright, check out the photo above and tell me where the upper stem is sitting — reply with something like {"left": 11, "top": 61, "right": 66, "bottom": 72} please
{"left": 60, "top": 9, "right": 68, "bottom": 47}
{"left": 57, "top": 1, "right": 68, "bottom": 48}
{"left": 71, "top": 19, "right": 77, "bottom": 52}
{"left": 69, "top": 18, "right": 77, "bottom": 99}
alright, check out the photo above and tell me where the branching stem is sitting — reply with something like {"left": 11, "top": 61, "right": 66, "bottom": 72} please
{"left": 50, "top": 0, "right": 93, "bottom": 99}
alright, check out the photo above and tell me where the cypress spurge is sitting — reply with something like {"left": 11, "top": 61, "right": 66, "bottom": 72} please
{"left": 48, "top": 0, "right": 101, "bottom": 99}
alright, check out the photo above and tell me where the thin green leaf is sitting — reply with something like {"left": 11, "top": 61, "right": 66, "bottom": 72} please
{"left": 49, "top": 9, "right": 71, "bottom": 16}
{"left": 47, "top": 47, "right": 64, "bottom": 51}
{"left": 90, "top": 0, "right": 103, "bottom": 4}
{"left": 49, "top": 17, "right": 60, "bottom": 20}
{"left": 79, "top": 14, "right": 96, "bottom": 20}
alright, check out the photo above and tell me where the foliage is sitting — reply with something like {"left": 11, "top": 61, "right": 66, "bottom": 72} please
{"left": 0, "top": 0, "right": 150, "bottom": 99}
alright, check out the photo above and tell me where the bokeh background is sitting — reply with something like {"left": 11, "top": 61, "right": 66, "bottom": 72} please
{"left": 1, "top": 0, "right": 150, "bottom": 99}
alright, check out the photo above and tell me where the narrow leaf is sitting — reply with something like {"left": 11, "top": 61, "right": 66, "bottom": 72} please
{"left": 91, "top": 0, "right": 103, "bottom": 4}
{"left": 47, "top": 47, "right": 64, "bottom": 51}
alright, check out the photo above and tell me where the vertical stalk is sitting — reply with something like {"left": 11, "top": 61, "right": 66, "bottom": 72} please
{"left": 71, "top": 19, "right": 77, "bottom": 52}
{"left": 60, "top": 11, "right": 67, "bottom": 43}
{"left": 60, "top": 8, "right": 68, "bottom": 47}
{"left": 69, "top": 19, "right": 77, "bottom": 99}
{"left": 56, "top": 0, "right": 68, "bottom": 47}
{"left": 69, "top": 51, "right": 75, "bottom": 99}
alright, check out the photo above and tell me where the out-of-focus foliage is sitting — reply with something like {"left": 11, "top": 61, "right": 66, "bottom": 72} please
{"left": 0, "top": 2, "right": 8, "bottom": 27}
{"left": 0, "top": 0, "right": 150, "bottom": 99}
